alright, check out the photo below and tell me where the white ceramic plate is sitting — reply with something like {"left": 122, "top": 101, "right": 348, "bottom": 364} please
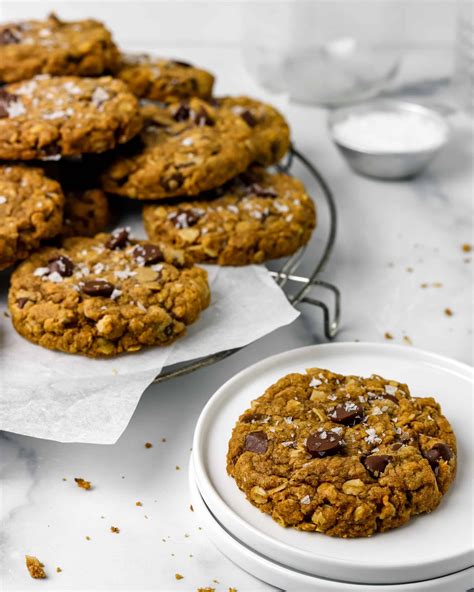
{"left": 189, "top": 460, "right": 474, "bottom": 592}
{"left": 192, "top": 343, "right": 474, "bottom": 585}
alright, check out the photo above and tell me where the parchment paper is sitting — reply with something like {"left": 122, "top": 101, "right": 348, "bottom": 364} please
{"left": 0, "top": 263, "right": 299, "bottom": 444}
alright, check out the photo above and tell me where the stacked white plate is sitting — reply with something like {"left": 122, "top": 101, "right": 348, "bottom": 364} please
{"left": 190, "top": 343, "right": 474, "bottom": 591}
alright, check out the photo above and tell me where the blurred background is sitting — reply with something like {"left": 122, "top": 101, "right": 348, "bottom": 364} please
{"left": 0, "top": 0, "right": 471, "bottom": 113}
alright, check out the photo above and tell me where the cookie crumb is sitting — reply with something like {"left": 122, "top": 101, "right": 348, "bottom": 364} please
{"left": 135, "top": 501, "right": 143, "bottom": 506}
{"left": 384, "top": 332, "right": 393, "bottom": 340}
{"left": 25, "top": 556, "right": 46, "bottom": 579}
{"left": 461, "top": 243, "right": 472, "bottom": 252}
{"left": 145, "top": 442, "right": 153, "bottom": 448}
{"left": 56, "top": 567, "right": 62, "bottom": 573}
{"left": 197, "top": 588, "right": 215, "bottom": 592}
{"left": 176, "top": 465, "right": 181, "bottom": 471}
{"left": 189, "top": 504, "right": 194, "bottom": 512}
{"left": 110, "top": 526, "right": 120, "bottom": 534}
{"left": 403, "top": 335, "right": 413, "bottom": 345}
{"left": 406, "top": 266, "right": 413, "bottom": 273}
{"left": 444, "top": 308, "right": 453, "bottom": 316}
{"left": 85, "top": 536, "right": 91, "bottom": 541}
{"left": 74, "top": 477, "right": 92, "bottom": 490}
{"left": 175, "top": 573, "right": 184, "bottom": 580}
{"left": 162, "top": 437, "right": 167, "bottom": 442}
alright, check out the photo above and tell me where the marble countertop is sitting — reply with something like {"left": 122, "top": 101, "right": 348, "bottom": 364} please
{"left": 0, "top": 47, "right": 472, "bottom": 592}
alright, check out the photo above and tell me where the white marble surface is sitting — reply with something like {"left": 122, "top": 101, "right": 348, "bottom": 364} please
{"left": 0, "top": 46, "right": 473, "bottom": 592}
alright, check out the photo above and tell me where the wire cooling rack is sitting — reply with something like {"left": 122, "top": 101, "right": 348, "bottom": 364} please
{"left": 153, "top": 145, "right": 340, "bottom": 384}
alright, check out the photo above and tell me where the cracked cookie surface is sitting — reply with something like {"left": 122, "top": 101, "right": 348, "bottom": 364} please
{"left": 61, "top": 188, "right": 110, "bottom": 238}
{"left": 0, "top": 75, "right": 142, "bottom": 160}
{"left": 227, "top": 368, "right": 456, "bottom": 538}
{"left": 101, "top": 96, "right": 289, "bottom": 200}
{"left": 0, "top": 14, "right": 120, "bottom": 83}
{"left": 9, "top": 229, "right": 210, "bottom": 357}
{"left": 143, "top": 167, "right": 316, "bottom": 265}
{"left": 0, "top": 164, "right": 64, "bottom": 270}
{"left": 116, "top": 54, "right": 214, "bottom": 101}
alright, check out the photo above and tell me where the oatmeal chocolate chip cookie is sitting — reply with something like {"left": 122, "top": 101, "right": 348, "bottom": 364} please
{"left": 143, "top": 167, "right": 316, "bottom": 265}
{"left": 0, "top": 165, "right": 64, "bottom": 270}
{"left": 217, "top": 96, "right": 290, "bottom": 166}
{"left": 116, "top": 53, "right": 214, "bottom": 102}
{"left": 0, "top": 75, "right": 142, "bottom": 160}
{"left": 8, "top": 228, "right": 210, "bottom": 357}
{"left": 101, "top": 96, "right": 290, "bottom": 200}
{"left": 61, "top": 188, "right": 110, "bottom": 238}
{"left": 0, "top": 14, "right": 120, "bottom": 83}
{"left": 227, "top": 369, "right": 456, "bottom": 538}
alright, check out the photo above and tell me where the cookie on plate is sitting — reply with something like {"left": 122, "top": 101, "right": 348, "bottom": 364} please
{"left": 227, "top": 368, "right": 456, "bottom": 538}
{"left": 143, "top": 167, "right": 316, "bottom": 265}
{"left": 0, "top": 164, "right": 64, "bottom": 270}
{"left": 0, "top": 14, "right": 120, "bottom": 83}
{"left": 61, "top": 188, "right": 110, "bottom": 238}
{"left": 101, "top": 97, "right": 289, "bottom": 200}
{"left": 116, "top": 54, "right": 214, "bottom": 101}
{"left": 0, "top": 75, "right": 142, "bottom": 160}
{"left": 9, "top": 228, "right": 210, "bottom": 357}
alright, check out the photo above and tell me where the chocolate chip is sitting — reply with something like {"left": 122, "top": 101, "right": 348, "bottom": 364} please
{"left": 193, "top": 106, "right": 214, "bottom": 126}
{"left": 391, "top": 442, "right": 403, "bottom": 451}
{"left": 246, "top": 183, "right": 278, "bottom": 198}
{"left": 306, "top": 430, "right": 345, "bottom": 458}
{"left": 16, "top": 297, "right": 30, "bottom": 309}
{"left": 364, "top": 455, "right": 391, "bottom": 477}
{"left": 168, "top": 208, "right": 200, "bottom": 228}
{"left": 0, "top": 88, "right": 19, "bottom": 118}
{"left": 329, "top": 402, "right": 365, "bottom": 426}
{"left": 240, "top": 109, "right": 257, "bottom": 127}
{"left": 172, "top": 103, "right": 190, "bottom": 122}
{"left": 81, "top": 279, "right": 115, "bottom": 297}
{"left": 171, "top": 59, "right": 192, "bottom": 68}
{"left": 0, "top": 27, "right": 21, "bottom": 45}
{"left": 47, "top": 255, "right": 74, "bottom": 277}
{"left": 164, "top": 324, "right": 174, "bottom": 337}
{"left": 106, "top": 228, "right": 129, "bottom": 250}
{"left": 133, "top": 244, "right": 163, "bottom": 265}
{"left": 242, "top": 413, "right": 268, "bottom": 424}
{"left": 384, "top": 394, "right": 398, "bottom": 404}
{"left": 160, "top": 173, "right": 184, "bottom": 192}
{"left": 424, "top": 443, "right": 452, "bottom": 469}
{"left": 244, "top": 431, "right": 268, "bottom": 454}
{"left": 40, "top": 143, "right": 61, "bottom": 158}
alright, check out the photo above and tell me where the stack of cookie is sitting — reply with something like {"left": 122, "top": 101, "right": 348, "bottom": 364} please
{"left": 0, "top": 13, "right": 316, "bottom": 357}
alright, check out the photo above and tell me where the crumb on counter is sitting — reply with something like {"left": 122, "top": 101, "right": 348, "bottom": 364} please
{"left": 56, "top": 567, "right": 62, "bottom": 573}
{"left": 175, "top": 573, "right": 184, "bottom": 580}
{"left": 176, "top": 465, "right": 181, "bottom": 470}
{"left": 444, "top": 308, "right": 454, "bottom": 316}
{"left": 74, "top": 477, "right": 92, "bottom": 490}
{"left": 403, "top": 335, "right": 413, "bottom": 345}
{"left": 384, "top": 332, "right": 393, "bottom": 340}
{"left": 461, "top": 243, "right": 472, "bottom": 253}
{"left": 110, "top": 526, "right": 120, "bottom": 534}
{"left": 25, "top": 556, "right": 46, "bottom": 579}
{"left": 189, "top": 504, "right": 194, "bottom": 512}
{"left": 145, "top": 442, "right": 153, "bottom": 448}
{"left": 135, "top": 501, "right": 143, "bottom": 506}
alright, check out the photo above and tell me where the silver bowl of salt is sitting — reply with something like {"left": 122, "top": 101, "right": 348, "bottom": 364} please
{"left": 328, "top": 100, "right": 449, "bottom": 179}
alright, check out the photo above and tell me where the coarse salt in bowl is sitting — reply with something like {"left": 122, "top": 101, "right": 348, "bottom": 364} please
{"left": 328, "top": 100, "right": 450, "bottom": 179}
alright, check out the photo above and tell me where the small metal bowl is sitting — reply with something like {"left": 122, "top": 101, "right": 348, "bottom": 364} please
{"left": 328, "top": 100, "right": 450, "bottom": 180}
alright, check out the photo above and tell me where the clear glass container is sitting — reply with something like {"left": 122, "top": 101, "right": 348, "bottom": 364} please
{"left": 242, "top": 1, "right": 404, "bottom": 106}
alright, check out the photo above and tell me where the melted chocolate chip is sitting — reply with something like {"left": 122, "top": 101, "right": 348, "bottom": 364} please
{"left": 160, "top": 172, "right": 184, "bottom": 192}
{"left": 244, "top": 431, "right": 268, "bottom": 454}
{"left": 106, "top": 228, "right": 129, "bottom": 250}
{"left": 364, "top": 455, "right": 391, "bottom": 477}
{"left": 306, "top": 430, "right": 345, "bottom": 458}
{"left": 133, "top": 244, "right": 163, "bottom": 265}
{"left": 240, "top": 109, "right": 258, "bottom": 127}
{"left": 81, "top": 279, "right": 115, "bottom": 297}
{"left": 171, "top": 59, "right": 192, "bottom": 68}
{"left": 0, "top": 88, "right": 19, "bottom": 118}
{"left": 424, "top": 443, "right": 452, "bottom": 469}
{"left": 168, "top": 208, "right": 200, "bottom": 228}
{"left": 329, "top": 402, "right": 365, "bottom": 426}
{"left": 16, "top": 297, "right": 30, "bottom": 309}
{"left": 391, "top": 442, "right": 403, "bottom": 451}
{"left": 0, "top": 27, "right": 21, "bottom": 45}
{"left": 47, "top": 255, "right": 74, "bottom": 277}
{"left": 193, "top": 106, "right": 214, "bottom": 126}
{"left": 173, "top": 103, "right": 191, "bottom": 122}
{"left": 164, "top": 324, "right": 174, "bottom": 337}
{"left": 384, "top": 394, "right": 399, "bottom": 404}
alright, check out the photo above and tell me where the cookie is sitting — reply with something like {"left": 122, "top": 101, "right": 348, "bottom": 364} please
{"left": 227, "top": 368, "right": 456, "bottom": 538}
{"left": 8, "top": 228, "right": 210, "bottom": 357}
{"left": 116, "top": 54, "right": 214, "bottom": 101}
{"left": 61, "top": 188, "right": 110, "bottom": 238}
{"left": 0, "top": 13, "right": 120, "bottom": 83}
{"left": 0, "top": 164, "right": 64, "bottom": 270}
{"left": 143, "top": 167, "right": 316, "bottom": 265}
{"left": 101, "top": 96, "right": 290, "bottom": 200}
{"left": 0, "top": 75, "right": 142, "bottom": 160}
